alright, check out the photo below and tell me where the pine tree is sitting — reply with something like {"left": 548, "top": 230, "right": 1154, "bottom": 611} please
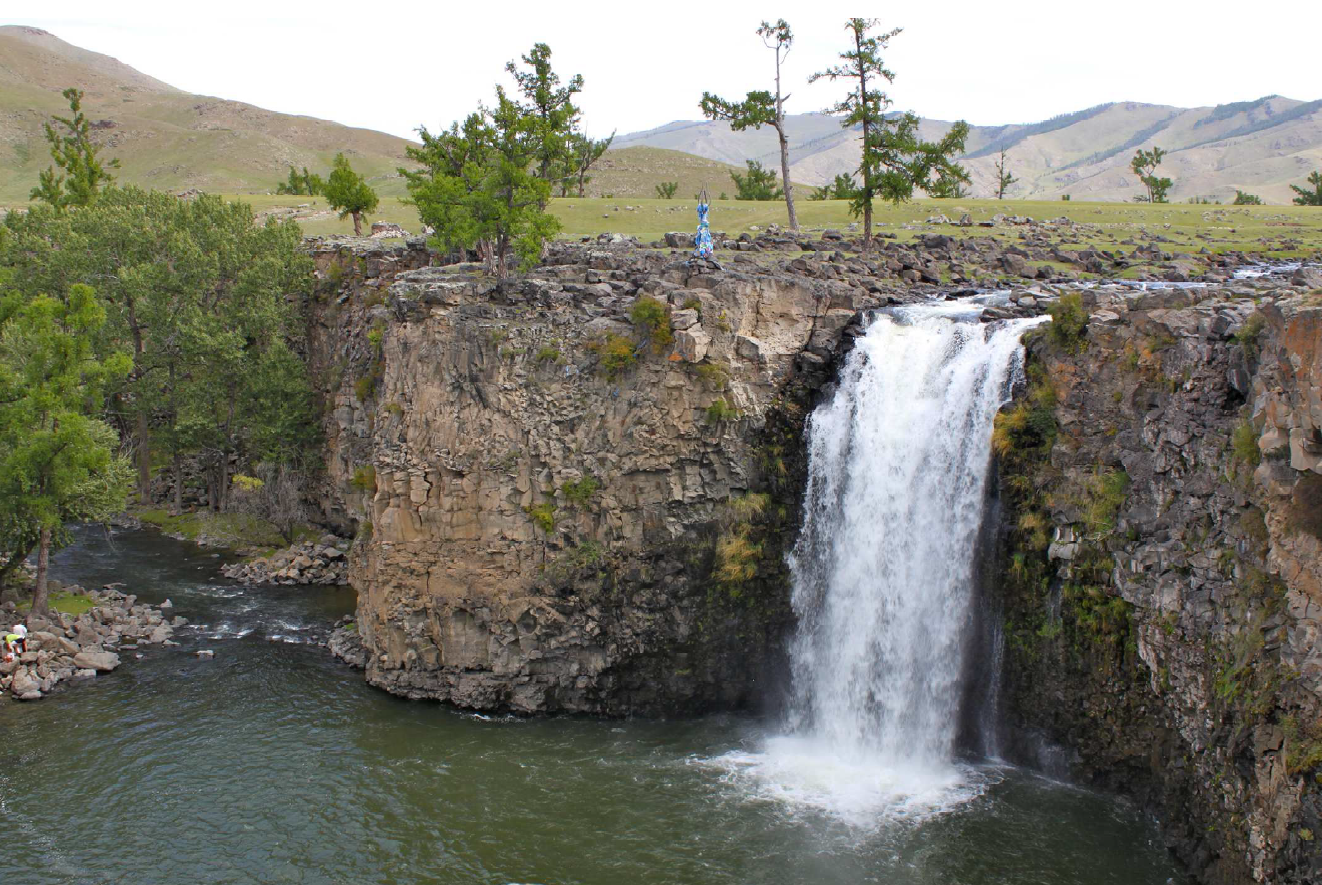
{"left": 507, "top": 43, "right": 583, "bottom": 197}
{"left": 1131, "top": 147, "right": 1172, "bottom": 203}
{"left": 812, "top": 19, "right": 970, "bottom": 247}
{"left": 324, "top": 154, "right": 379, "bottom": 235}
{"left": 700, "top": 19, "right": 800, "bottom": 229}
{"left": 0, "top": 283, "right": 132, "bottom": 607}
{"left": 276, "top": 166, "right": 324, "bottom": 196}
{"left": 1291, "top": 171, "right": 1322, "bottom": 206}
{"left": 809, "top": 173, "right": 860, "bottom": 201}
{"left": 404, "top": 92, "right": 561, "bottom": 279}
{"left": 995, "top": 148, "right": 1018, "bottom": 199}
{"left": 30, "top": 88, "right": 119, "bottom": 210}
{"left": 730, "top": 160, "right": 783, "bottom": 201}
{"left": 2, "top": 189, "right": 316, "bottom": 507}
{"left": 564, "top": 131, "right": 614, "bottom": 197}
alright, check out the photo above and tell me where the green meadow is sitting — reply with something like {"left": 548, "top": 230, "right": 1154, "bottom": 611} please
{"left": 242, "top": 194, "right": 1322, "bottom": 259}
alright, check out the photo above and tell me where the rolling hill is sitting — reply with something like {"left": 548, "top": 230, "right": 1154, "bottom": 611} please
{"left": 616, "top": 97, "right": 1322, "bottom": 204}
{"left": 4, "top": 25, "right": 1319, "bottom": 207}
{"left": 0, "top": 25, "right": 416, "bottom": 202}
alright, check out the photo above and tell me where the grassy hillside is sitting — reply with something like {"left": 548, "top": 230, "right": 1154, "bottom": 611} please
{"left": 589, "top": 146, "right": 808, "bottom": 200}
{"left": 0, "top": 26, "right": 417, "bottom": 202}
{"left": 620, "top": 98, "right": 1322, "bottom": 204}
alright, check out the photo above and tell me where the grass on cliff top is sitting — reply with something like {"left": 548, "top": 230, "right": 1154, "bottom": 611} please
{"left": 18, "top": 591, "right": 96, "bottom": 616}
{"left": 212, "top": 194, "right": 1322, "bottom": 259}
{"left": 133, "top": 507, "right": 319, "bottom": 552}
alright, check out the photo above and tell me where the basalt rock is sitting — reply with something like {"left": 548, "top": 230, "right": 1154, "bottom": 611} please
{"left": 994, "top": 276, "right": 1322, "bottom": 885}
{"left": 309, "top": 239, "right": 890, "bottom": 715}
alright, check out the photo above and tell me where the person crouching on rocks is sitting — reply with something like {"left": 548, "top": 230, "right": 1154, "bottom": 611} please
{"left": 2, "top": 626, "right": 24, "bottom": 662}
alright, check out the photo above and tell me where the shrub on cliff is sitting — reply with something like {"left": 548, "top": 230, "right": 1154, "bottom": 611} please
{"left": 587, "top": 334, "right": 636, "bottom": 379}
{"left": 629, "top": 296, "right": 673, "bottom": 352}
{"left": 1232, "top": 422, "right": 1262, "bottom": 467}
{"left": 561, "top": 475, "right": 599, "bottom": 507}
{"left": 1047, "top": 292, "right": 1089, "bottom": 351}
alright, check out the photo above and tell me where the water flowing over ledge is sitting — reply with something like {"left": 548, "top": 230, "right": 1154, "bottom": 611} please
{"left": 714, "top": 300, "right": 1047, "bottom": 823}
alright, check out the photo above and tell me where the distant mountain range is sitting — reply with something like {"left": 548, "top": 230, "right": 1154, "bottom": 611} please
{"left": 0, "top": 25, "right": 414, "bottom": 202}
{"left": 616, "top": 97, "right": 1322, "bottom": 204}
{"left": 2, "top": 25, "right": 1319, "bottom": 206}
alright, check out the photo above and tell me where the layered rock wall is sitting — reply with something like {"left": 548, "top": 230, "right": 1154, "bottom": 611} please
{"left": 995, "top": 278, "right": 1322, "bottom": 885}
{"left": 307, "top": 239, "right": 879, "bottom": 714}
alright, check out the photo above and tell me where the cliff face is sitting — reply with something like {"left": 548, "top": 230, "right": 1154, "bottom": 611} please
{"left": 302, "top": 233, "right": 1322, "bottom": 882}
{"left": 995, "top": 278, "right": 1322, "bottom": 885}
{"left": 306, "top": 238, "right": 882, "bottom": 715}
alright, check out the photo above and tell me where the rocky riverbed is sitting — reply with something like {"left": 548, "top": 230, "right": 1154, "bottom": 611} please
{"left": 1, "top": 585, "right": 182, "bottom": 701}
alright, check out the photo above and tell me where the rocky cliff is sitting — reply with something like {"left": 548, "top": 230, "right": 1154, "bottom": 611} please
{"left": 304, "top": 236, "right": 898, "bottom": 715}
{"left": 301, "top": 230, "right": 1322, "bottom": 882}
{"left": 993, "top": 269, "right": 1322, "bottom": 885}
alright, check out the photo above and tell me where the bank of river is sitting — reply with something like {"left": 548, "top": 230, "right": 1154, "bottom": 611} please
{"left": 0, "top": 527, "right": 1185, "bottom": 885}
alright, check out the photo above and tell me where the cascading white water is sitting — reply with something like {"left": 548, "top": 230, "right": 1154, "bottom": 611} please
{"left": 711, "top": 300, "right": 1045, "bottom": 824}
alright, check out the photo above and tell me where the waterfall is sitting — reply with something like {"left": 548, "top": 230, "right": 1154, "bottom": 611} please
{"left": 713, "top": 300, "right": 1045, "bottom": 824}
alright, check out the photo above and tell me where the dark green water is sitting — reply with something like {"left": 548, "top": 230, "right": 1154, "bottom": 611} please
{"left": 0, "top": 528, "right": 1184, "bottom": 885}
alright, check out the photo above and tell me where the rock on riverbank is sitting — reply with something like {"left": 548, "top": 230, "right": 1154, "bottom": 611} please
{"left": 220, "top": 536, "right": 350, "bottom": 586}
{"left": 0, "top": 586, "right": 183, "bottom": 701}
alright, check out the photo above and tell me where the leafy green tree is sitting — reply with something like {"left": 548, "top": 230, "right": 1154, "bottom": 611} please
{"left": 276, "top": 165, "right": 324, "bottom": 196}
{"left": 700, "top": 19, "right": 800, "bottom": 229}
{"left": 30, "top": 87, "right": 120, "bottom": 210}
{"left": 731, "top": 160, "right": 783, "bottom": 201}
{"left": 507, "top": 43, "right": 583, "bottom": 195}
{"left": 564, "top": 131, "right": 613, "bottom": 197}
{"left": 1131, "top": 147, "right": 1172, "bottom": 203}
{"left": 1, "top": 189, "right": 316, "bottom": 506}
{"left": 655, "top": 181, "right": 679, "bottom": 199}
{"left": 404, "top": 91, "right": 562, "bottom": 279}
{"left": 812, "top": 19, "right": 971, "bottom": 247}
{"left": 1232, "top": 191, "right": 1263, "bottom": 205}
{"left": 995, "top": 148, "right": 1018, "bottom": 199}
{"left": 809, "top": 173, "right": 859, "bottom": 201}
{"left": 1291, "top": 171, "right": 1322, "bottom": 206}
{"left": 0, "top": 282, "right": 132, "bottom": 609}
{"left": 324, "top": 153, "right": 379, "bottom": 235}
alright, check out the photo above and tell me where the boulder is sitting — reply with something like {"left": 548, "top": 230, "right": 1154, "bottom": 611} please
{"left": 1292, "top": 266, "right": 1322, "bottom": 289}
{"left": 72, "top": 650, "right": 120, "bottom": 672}
{"left": 663, "top": 232, "right": 695, "bottom": 249}
{"left": 10, "top": 667, "right": 39, "bottom": 696}
{"left": 1002, "top": 254, "right": 1031, "bottom": 277}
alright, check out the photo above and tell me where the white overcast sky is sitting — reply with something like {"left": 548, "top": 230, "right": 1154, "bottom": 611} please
{"left": 9, "top": 0, "right": 1321, "bottom": 141}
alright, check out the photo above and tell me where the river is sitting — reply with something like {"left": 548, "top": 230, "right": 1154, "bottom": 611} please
{"left": 1, "top": 527, "right": 1184, "bottom": 885}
